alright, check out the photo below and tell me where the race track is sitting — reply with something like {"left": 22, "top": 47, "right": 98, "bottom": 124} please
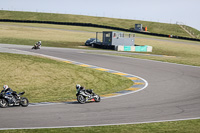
{"left": 0, "top": 44, "right": 200, "bottom": 130}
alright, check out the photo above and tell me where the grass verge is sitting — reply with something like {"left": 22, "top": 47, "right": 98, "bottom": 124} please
{"left": 0, "top": 119, "right": 200, "bottom": 133}
{"left": 0, "top": 53, "right": 133, "bottom": 103}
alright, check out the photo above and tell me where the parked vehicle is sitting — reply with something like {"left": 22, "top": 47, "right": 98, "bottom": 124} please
{"left": 0, "top": 91, "right": 29, "bottom": 108}
{"left": 85, "top": 38, "right": 101, "bottom": 46}
{"left": 76, "top": 89, "right": 100, "bottom": 104}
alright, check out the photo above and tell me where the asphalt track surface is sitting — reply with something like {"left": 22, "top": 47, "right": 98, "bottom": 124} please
{"left": 0, "top": 44, "right": 200, "bottom": 130}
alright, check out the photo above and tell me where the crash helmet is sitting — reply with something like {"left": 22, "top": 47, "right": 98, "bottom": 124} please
{"left": 39, "top": 41, "right": 41, "bottom": 44}
{"left": 76, "top": 84, "right": 81, "bottom": 90}
{"left": 3, "top": 85, "right": 8, "bottom": 91}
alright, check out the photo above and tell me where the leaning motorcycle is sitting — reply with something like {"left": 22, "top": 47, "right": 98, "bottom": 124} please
{"left": 0, "top": 91, "right": 29, "bottom": 108}
{"left": 76, "top": 89, "right": 100, "bottom": 104}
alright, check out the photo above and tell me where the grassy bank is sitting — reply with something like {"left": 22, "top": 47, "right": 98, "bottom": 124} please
{"left": 0, "top": 53, "right": 133, "bottom": 103}
{"left": 1, "top": 119, "right": 200, "bottom": 133}
{"left": 1, "top": 10, "right": 199, "bottom": 38}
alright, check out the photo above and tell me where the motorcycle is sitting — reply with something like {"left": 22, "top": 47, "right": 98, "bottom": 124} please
{"left": 76, "top": 89, "right": 100, "bottom": 104}
{"left": 32, "top": 44, "right": 40, "bottom": 50}
{"left": 0, "top": 91, "right": 29, "bottom": 108}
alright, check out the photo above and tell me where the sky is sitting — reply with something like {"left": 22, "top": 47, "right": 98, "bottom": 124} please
{"left": 0, "top": 0, "right": 200, "bottom": 31}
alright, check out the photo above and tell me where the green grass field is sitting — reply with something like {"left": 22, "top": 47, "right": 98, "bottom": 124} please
{"left": 0, "top": 119, "right": 200, "bottom": 133}
{"left": 0, "top": 53, "right": 133, "bottom": 103}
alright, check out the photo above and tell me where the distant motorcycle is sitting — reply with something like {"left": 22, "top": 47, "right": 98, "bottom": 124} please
{"left": 0, "top": 91, "right": 29, "bottom": 108}
{"left": 76, "top": 89, "right": 100, "bottom": 104}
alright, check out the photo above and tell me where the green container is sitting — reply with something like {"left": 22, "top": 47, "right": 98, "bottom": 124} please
{"left": 124, "top": 46, "right": 131, "bottom": 51}
{"left": 135, "top": 45, "right": 147, "bottom": 52}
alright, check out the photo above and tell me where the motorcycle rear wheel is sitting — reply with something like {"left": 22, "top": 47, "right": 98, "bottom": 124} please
{"left": 77, "top": 95, "right": 86, "bottom": 104}
{"left": 20, "top": 97, "right": 29, "bottom": 107}
{"left": 0, "top": 99, "right": 8, "bottom": 108}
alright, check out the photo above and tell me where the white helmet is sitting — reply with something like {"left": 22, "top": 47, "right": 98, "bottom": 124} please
{"left": 39, "top": 41, "right": 41, "bottom": 43}
{"left": 3, "top": 85, "right": 8, "bottom": 91}
{"left": 76, "top": 84, "right": 81, "bottom": 90}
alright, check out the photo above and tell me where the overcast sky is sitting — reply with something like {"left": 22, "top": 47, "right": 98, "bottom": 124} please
{"left": 1, "top": 0, "right": 200, "bottom": 31}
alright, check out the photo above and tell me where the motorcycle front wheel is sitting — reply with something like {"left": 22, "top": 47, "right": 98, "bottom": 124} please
{"left": 0, "top": 99, "right": 8, "bottom": 108}
{"left": 77, "top": 95, "right": 86, "bottom": 104}
{"left": 94, "top": 95, "right": 101, "bottom": 102}
{"left": 20, "top": 97, "right": 29, "bottom": 107}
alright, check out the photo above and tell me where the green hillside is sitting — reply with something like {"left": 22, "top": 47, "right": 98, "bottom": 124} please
{"left": 0, "top": 10, "right": 199, "bottom": 39}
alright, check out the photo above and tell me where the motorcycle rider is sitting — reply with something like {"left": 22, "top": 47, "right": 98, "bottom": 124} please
{"left": 76, "top": 84, "right": 93, "bottom": 96}
{"left": 1, "top": 85, "right": 19, "bottom": 103}
{"left": 34, "top": 41, "right": 42, "bottom": 49}
{"left": 37, "top": 41, "right": 42, "bottom": 47}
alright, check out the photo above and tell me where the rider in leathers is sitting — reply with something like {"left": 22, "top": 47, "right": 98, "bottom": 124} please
{"left": 76, "top": 84, "right": 93, "bottom": 96}
{"left": 1, "top": 85, "right": 19, "bottom": 103}
{"left": 34, "top": 41, "right": 42, "bottom": 49}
